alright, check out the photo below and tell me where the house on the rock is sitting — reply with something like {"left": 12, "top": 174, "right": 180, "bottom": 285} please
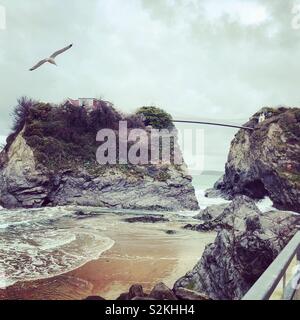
{"left": 258, "top": 112, "right": 266, "bottom": 123}
{"left": 67, "top": 98, "right": 114, "bottom": 112}
{"left": 67, "top": 98, "right": 98, "bottom": 111}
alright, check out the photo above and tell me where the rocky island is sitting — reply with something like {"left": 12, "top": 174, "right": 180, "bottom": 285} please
{"left": 207, "top": 107, "right": 300, "bottom": 213}
{"left": 174, "top": 107, "right": 300, "bottom": 300}
{"left": 0, "top": 98, "right": 198, "bottom": 211}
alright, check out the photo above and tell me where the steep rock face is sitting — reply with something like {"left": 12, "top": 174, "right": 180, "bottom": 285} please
{"left": 0, "top": 132, "right": 51, "bottom": 208}
{"left": 186, "top": 196, "right": 260, "bottom": 231}
{"left": 175, "top": 197, "right": 300, "bottom": 300}
{"left": 214, "top": 107, "right": 300, "bottom": 212}
{"left": 0, "top": 102, "right": 198, "bottom": 211}
{"left": 0, "top": 131, "right": 198, "bottom": 210}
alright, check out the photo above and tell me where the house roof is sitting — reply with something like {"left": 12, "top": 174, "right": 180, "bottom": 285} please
{"left": 68, "top": 98, "right": 80, "bottom": 106}
{"left": 67, "top": 98, "right": 98, "bottom": 108}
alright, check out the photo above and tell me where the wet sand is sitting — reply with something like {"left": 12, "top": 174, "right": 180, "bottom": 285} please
{"left": 0, "top": 213, "right": 216, "bottom": 300}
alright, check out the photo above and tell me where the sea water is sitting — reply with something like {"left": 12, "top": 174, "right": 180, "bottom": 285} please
{"left": 193, "top": 172, "right": 283, "bottom": 213}
{"left": 0, "top": 206, "right": 114, "bottom": 289}
{"left": 0, "top": 173, "right": 283, "bottom": 289}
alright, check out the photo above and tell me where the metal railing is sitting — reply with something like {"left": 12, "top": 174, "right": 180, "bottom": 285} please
{"left": 243, "top": 231, "right": 300, "bottom": 300}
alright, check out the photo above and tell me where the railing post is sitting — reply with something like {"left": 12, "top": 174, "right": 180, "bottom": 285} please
{"left": 294, "top": 243, "right": 300, "bottom": 299}
{"left": 282, "top": 273, "right": 286, "bottom": 300}
{"left": 283, "top": 238, "right": 300, "bottom": 300}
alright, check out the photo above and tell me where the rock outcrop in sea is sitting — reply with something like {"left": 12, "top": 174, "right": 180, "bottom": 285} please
{"left": 175, "top": 196, "right": 300, "bottom": 300}
{"left": 206, "top": 107, "right": 300, "bottom": 212}
{"left": 0, "top": 98, "right": 198, "bottom": 211}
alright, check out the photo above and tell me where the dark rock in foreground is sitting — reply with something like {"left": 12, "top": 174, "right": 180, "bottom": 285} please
{"left": 131, "top": 297, "right": 157, "bottom": 300}
{"left": 149, "top": 282, "right": 178, "bottom": 300}
{"left": 84, "top": 296, "right": 106, "bottom": 300}
{"left": 176, "top": 197, "right": 300, "bottom": 300}
{"left": 116, "top": 284, "right": 147, "bottom": 300}
{"left": 111, "top": 282, "right": 209, "bottom": 301}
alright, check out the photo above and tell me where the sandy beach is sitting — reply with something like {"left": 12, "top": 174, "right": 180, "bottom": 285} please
{"left": 0, "top": 211, "right": 216, "bottom": 300}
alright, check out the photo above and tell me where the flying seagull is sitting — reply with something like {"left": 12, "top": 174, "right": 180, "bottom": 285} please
{"left": 29, "top": 44, "right": 73, "bottom": 71}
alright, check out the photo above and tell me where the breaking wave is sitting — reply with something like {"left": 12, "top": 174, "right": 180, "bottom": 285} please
{"left": 0, "top": 207, "right": 114, "bottom": 289}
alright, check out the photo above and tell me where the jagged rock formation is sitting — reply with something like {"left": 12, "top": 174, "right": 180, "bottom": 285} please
{"left": 175, "top": 196, "right": 300, "bottom": 300}
{"left": 208, "top": 107, "right": 300, "bottom": 212}
{"left": 185, "top": 196, "right": 260, "bottom": 231}
{"left": 0, "top": 99, "right": 198, "bottom": 210}
{"left": 148, "top": 282, "right": 178, "bottom": 300}
{"left": 116, "top": 284, "right": 146, "bottom": 300}
{"left": 97, "top": 283, "right": 209, "bottom": 300}
{"left": 194, "top": 203, "right": 229, "bottom": 221}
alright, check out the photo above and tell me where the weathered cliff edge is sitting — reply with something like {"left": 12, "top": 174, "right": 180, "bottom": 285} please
{"left": 175, "top": 196, "right": 300, "bottom": 300}
{"left": 0, "top": 99, "right": 198, "bottom": 210}
{"left": 175, "top": 107, "right": 300, "bottom": 299}
{"left": 207, "top": 107, "right": 300, "bottom": 212}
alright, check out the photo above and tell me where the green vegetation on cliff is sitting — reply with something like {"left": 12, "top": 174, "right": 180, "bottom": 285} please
{"left": 6, "top": 97, "right": 175, "bottom": 173}
{"left": 136, "top": 106, "right": 174, "bottom": 130}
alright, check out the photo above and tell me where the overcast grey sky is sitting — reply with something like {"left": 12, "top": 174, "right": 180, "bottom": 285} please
{"left": 0, "top": 0, "right": 299, "bottom": 172}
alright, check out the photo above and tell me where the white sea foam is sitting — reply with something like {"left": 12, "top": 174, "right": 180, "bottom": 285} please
{"left": 256, "top": 197, "right": 275, "bottom": 213}
{"left": 0, "top": 207, "right": 115, "bottom": 289}
{"left": 195, "top": 188, "right": 230, "bottom": 210}
{"left": 193, "top": 179, "right": 299, "bottom": 217}
{"left": 257, "top": 196, "right": 299, "bottom": 215}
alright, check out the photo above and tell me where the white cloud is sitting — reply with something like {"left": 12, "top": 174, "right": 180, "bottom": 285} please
{"left": 0, "top": 4, "right": 6, "bottom": 30}
{"left": 0, "top": 0, "right": 299, "bottom": 171}
{"left": 203, "top": 0, "right": 269, "bottom": 26}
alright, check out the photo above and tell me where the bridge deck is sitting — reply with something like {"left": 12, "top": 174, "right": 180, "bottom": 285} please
{"left": 173, "top": 120, "right": 254, "bottom": 130}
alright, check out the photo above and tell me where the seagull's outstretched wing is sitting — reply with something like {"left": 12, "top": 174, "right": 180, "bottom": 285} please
{"left": 50, "top": 44, "right": 73, "bottom": 59}
{"left": 29, "top": 59, "right": 48, "bottom": 71}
